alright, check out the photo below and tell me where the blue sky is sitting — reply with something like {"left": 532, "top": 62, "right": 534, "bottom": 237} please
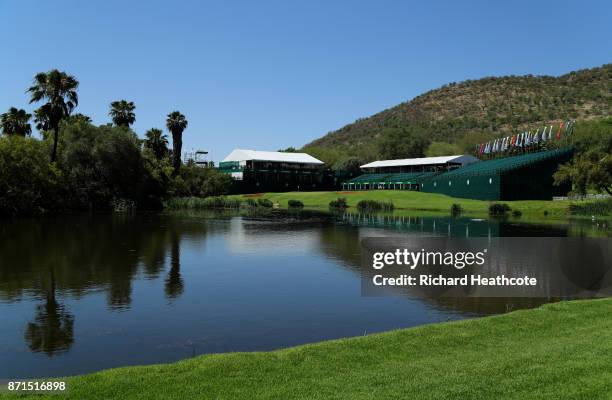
{"left": 1, "top": 0, "right": 610, "bottom": 162}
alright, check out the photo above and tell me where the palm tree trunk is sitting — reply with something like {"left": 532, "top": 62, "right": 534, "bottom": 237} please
{"left": 172, "top": 132, "right": 182, "bottom": 176}
{"left": 51, "top": 125, "right": 59, "bottom": 162}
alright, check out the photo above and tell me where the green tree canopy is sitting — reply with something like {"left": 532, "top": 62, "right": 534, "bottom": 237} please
{"left": 166, "top": 111, "right": 188, "bottom": 176}
{"left": 377, "top": 127, "right": 429, "bottom": 160}
{"left": 109, "top": 100, "right": 136, "bottom": 127}
{"left": 0, "top": 107, "right": 32, "bottom": 136}
{"left": 144, "top": 128, "right": 169, "bottom": 161}
{"left": 27, "top": 69, "right": 79, "bottom": 162}
{"left": 425, "top": 141, "right": 462, "bottom": 157}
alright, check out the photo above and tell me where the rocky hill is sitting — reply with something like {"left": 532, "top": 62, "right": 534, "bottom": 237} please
{"left": 304, "top": 64, "right": 611, "bottom": 162}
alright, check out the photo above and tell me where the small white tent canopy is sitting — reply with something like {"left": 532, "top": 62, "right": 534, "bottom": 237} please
{"left": 360, "top": 155, "right": 478, "bottom": 169}
{"left": 222, "top": 149, "right": 324, "bottom": 165}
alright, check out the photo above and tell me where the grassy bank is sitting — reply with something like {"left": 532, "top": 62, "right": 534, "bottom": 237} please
{"left": 6, "top": 298, "right": 612, "bottom": 399}
{"left": 227, "top": 190, "right": 610, "bottom": 219}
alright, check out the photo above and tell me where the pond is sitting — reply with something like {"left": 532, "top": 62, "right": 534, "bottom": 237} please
{"left": 0, "top": 210, "right": 609, "bottom": 378}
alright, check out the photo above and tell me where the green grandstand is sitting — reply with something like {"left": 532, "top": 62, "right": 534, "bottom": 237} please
{"left": 343, "top": 148, "right": 573, "bottom": 200}
{"left": 342, "top": 172, "right": 434, "bottom": 190}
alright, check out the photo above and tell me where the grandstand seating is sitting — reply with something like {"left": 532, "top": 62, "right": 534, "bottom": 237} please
{"left": 343, "top": 171, "right": 436, "bottom": 188}
{"left": 437, "top": 148, "right": 573, "bottom": 178}
{"left": 342, "top": 148, "right": 572, "bottom": 193}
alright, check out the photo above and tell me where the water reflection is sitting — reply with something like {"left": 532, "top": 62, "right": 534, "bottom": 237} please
{"left": 24, "top": 268, "right": 74, "bottom": 356}
{"left": 0, "top": 210, "right": 609, "bottom": 378}
{"left": 165, "top": 233, "right": 184, "bottom": 300}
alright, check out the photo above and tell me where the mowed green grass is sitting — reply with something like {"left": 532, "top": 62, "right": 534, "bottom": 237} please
{"left": 229, "top": 190, "right": 576, "bottom": 218}
{"left": 5, "top": 298, "right": 612, "bottom": 399}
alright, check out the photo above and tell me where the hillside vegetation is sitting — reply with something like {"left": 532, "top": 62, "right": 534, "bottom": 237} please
{"left": 304, "top": 64, "right": 611, "bottom": 164}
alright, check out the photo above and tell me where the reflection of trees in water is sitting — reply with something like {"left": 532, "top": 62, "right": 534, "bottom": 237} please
{"left": 165, "top": 233, "right": 184, "bottom": 300}
{"left": 0, "top": 212, "right": 218, "bottom": 355}
{"left": 24, "top": 267, "right": 74, "bottom": 355}
{"left": 0, "top": 213, "right": 213, "bottom": 307}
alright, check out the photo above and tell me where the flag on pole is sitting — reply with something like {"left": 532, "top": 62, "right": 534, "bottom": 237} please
{"left": 548, "top": 125, "right": 553, "bottom": 141}
{"left": 556, "top": 121, "right": 564, "bottom": 140}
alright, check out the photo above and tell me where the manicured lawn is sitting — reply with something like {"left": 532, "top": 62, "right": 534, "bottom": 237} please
{"left": 229, "top": 190, "right": 579, "bottom": 219}
{"left": 6, "top": 298, "right": 612, "bottom": 399}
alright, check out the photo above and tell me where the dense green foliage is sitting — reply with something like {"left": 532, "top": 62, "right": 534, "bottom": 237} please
{"left": 109, "top": 100, "right": 136, "bottom": 127}
{"left": 329, "top": 198, "right": 348, "bottom": 209}
{"left": 57, "top": 122, "right": 160, "bottom": 209}
{"left": 489, "top": 203, "right": 511, "bottom": 216}
{"left": 553, "top": 118, "right": 612, "bottom": 195}
{"left": 0, "top": 136, "right": 61, "bottom": 215}
{"left": 376, "top": 126, "right": 429, "bottom": 160}
{"left": 170, "top": 162, "right": 232, "bottom": 198}
{"left": 450, "top": 203, "right": 463, "bottom": 216}
{"left": 288, "top": 199, "right": 304, "bottom": 208}
{"left": 164, "top": 196, "right": 241, "bottom": 209}
{"left": 426, "top": 141, "right": 462, "bottom": 157}
{"left": 304, "top": 64, "right": 611, "bottom": 163}
{"left": 143, "top": 128, "right": 169, "bottom": 160}
{"left": 11, "top": 298, "right": 612, "bottom": 399}
{"left": 569, "top": 198, "right": 612, "bottom": 216}
{"left": 0, "top": 119, "right": 230, "bottom": 216}
{"left": 257, "top": 198, "right": 273, "bottom": 207}
{"left": 0, "top": 107, "right": 32, "bottom": 136}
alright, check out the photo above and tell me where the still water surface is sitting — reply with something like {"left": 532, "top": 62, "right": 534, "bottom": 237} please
{"left": 0, "top": 210, "right": 609, "bottom": 378}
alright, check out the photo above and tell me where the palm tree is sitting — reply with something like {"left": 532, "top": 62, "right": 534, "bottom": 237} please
{"left": 144, "top": 128, "right": 169, "bottom": 160}
{"left": 166, "top": 111, "right": 188, "bottom": 175}
{"left": 109, "top": 100, "right": 136, "bottom": 127}
{"left": 65, "top": 113, "right": 92, "bottom": 124}
{"left": 27, "top": 70, "right": 79, "bottom": 162}
{"left": 0, "top": 107, "right": 32, "bottom": 136}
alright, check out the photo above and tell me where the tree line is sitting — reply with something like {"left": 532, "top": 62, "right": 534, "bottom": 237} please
{"left": 0, "top": 69, "right": 231, "bottom": 216}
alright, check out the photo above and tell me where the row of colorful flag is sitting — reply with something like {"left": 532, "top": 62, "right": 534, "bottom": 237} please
{"left": 476, "top": 120, "right": 575, "bottom": 156}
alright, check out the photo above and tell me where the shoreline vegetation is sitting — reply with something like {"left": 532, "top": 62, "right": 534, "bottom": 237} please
{"left": 6, "top": 298, "right": 612, "bottom": 399}
{"left": 163, "top": 190, "right": 612, "bottom": 219}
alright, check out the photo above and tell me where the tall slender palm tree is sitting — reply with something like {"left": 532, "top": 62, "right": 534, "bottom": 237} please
{"left": 144, "top": 128, "right": 169, "bottom": 160}
{"left": 166, "top": 111, "right": 188, "bottom": 175}
{"left": 109, "top": 100, "right": 136, "bottom": 127}
{"left": 27, "top": 70, "right": 79, "bottom": 162}
{"left": 0, "top": 107, "right": 32, "bottom": 136}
